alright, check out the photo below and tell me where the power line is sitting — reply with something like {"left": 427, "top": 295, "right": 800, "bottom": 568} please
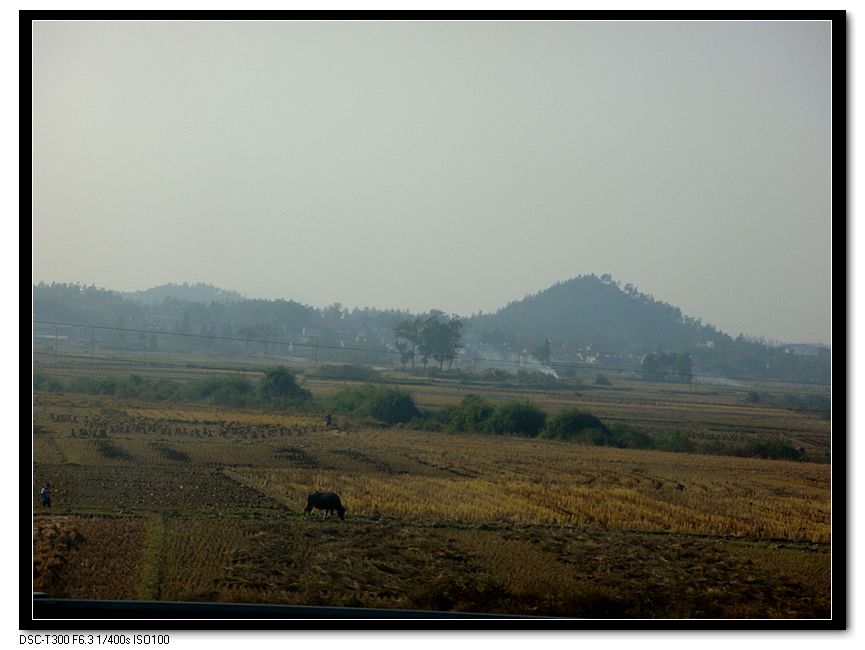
{"left": 33, "top": 320, "right": 371, "bottom": 353}
{"left": 32, "top": 319, "right": 831, "bottom": 388}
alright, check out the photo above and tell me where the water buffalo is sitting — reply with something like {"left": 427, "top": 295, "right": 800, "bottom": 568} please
{"left": 304, "top": 491, "right": 346, "bottom": 520}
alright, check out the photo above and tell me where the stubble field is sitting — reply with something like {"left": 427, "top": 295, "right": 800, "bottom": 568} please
{"left": 31, "top": 362, "right": 832, "bottom": 619}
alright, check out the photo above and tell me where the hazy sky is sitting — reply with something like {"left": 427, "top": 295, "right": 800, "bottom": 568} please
{"left": 31, "top": 20, "right": 833, "bottom": 344}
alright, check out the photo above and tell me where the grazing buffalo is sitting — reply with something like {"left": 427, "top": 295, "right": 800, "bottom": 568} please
{"left": 304, "top": 491, "right": 346, "bottom": 520}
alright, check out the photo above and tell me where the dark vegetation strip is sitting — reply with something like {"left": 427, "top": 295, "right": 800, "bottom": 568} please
{"left": 34, "top": 366, "right": 312, "bottom": 410}
{"left": 34, "top": 369, "right": 820, "bottom": 463}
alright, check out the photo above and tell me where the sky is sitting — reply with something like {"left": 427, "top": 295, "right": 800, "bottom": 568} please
{"left": 31, "top": 19, "right": 833, "bottom": 344}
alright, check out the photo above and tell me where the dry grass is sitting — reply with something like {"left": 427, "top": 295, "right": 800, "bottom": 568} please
{"left": 30, "top": 386, "right": 833, "bottom": 618}
{"left": 360, "top": 375, "right": 831, "bottom": 453}
{"left": 32, "top": 513, "right": 829, "bottom": 618}
{"left": 33, "top": 514, "right": 148, "bottom": 599}
{"left": 234, "top": 427, "right": 830, "bottom": 543}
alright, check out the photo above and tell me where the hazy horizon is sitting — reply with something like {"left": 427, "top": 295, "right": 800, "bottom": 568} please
{"left": 31, "top": 273, "right": 830, "bottom": 347}
{"left": 32, "top": 20, "right": 833, "bottom": 345}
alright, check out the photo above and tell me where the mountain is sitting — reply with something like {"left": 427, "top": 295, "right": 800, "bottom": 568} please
{"left": 121, "top": 283, "right": 245, "bottom": 305}
{"left": 467, "top": 274, "right": 726, "bottom": 352}
{"left": 463, "top": 274, "right": 829, "bottom": 384}
{"left": 32, "top": 277, "right": 830, "bottom": 384}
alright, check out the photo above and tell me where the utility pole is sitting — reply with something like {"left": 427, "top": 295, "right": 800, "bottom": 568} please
{"left": 54, "top": 325, "right": 58, "bottom": 364}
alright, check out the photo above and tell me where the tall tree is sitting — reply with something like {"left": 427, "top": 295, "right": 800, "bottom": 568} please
{"left": 393, "top": 317, "right": 422, "bottom": 369}
{"left": 419, "top": 314, "right": 463, "bottom": 370}
{"left": 641, "top": 352, "right": 692, "bottom": 383}
{"left": 673, "top": 353, "right": 693, "bottom": 384}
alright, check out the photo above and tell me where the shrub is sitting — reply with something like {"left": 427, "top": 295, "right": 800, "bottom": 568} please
{"left": 151, "top": 378, "right": 182, "bottom": 401}
{"left": 259, "top": 366, "right": 311, "bottom": 406}
{"left": 743, "top": 440, "right": 805, "bottom": 461}
{"left": 486, "top": 400, "right": 546, "bottom": 437}
{"left": 796, "top": 393, "right": 831, "bottom": 420}
{"left": 606, "top": 424, "right": 655, "bottom": 449}
{"left": 405, "top": 415, "right": 446, "bottom": 432}
{"left": 366, "top": 388, "right": 421, "bottom": 425}
{"left": 327, "top": 386, "right": 370, "bottom": 414}
{"left": 445, "top": 395, "right": 495, "bottom": 433}
{"left": 71, "top": 376, "right": 119, "bottom": 395}
{"left": 655, "top": 430, "right": 695, "bottom": 453}
{"left": 694, "top": 439, "right": 732, "bottom": 456}
{"left": 544, "top": 408, "right": 608, "bottom": 442}
{"left": 326, "top": 384, "right": 420, "bottom": 425}
{"left": 183, "top": 375, "right": 256, "bottom": 407}
{"left": 117, "top": 374, "right": 146, "bottom": 398}
{"left": 33, "top": 371, "right": 64, "bottom": 393}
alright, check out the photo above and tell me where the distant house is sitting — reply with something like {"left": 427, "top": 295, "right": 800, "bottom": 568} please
{"left": 783, "top": 344, "right": 829, "bottom": 356}
{"left": 34, "top": 334, "right": 68, "bottom": 342}
{"left": 302, "top": 326, "right": 340, "bottom": 344}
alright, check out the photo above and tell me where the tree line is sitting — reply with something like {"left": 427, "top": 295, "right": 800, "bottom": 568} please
{"left": 33, "top": 278, "right": 830, "bottom": 385}
{"left": 393, "top": 313, "right": 463, "bottom": 370}
{"left": 34, "top": 367, "right": 820, "bottom": 462}
{"left": 640, "top": 352, "right": 693, "bottom": 383}
{"left": 34, "top": 366, "right": 311, "bottom": 410}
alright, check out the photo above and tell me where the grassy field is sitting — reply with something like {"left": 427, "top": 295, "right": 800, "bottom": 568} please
{"left": 30, "top": 359, "right": 833, "bottom": 618}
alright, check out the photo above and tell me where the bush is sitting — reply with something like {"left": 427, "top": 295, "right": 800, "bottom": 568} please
{"left": 743, "top": 440, "right": 805, "bottom": 461}
{"left": 33, "top": 371, "right": 64, "bottom": 393}
{"left": 327, "top": 386, "right": 370, "bottom": 413}
{"left": 445, "top": 395, "right": 495, "bottom": 433}
{"left": 366, "top": 388, "right": 421, "bottom": 425}
{"left": 544, "top": 408, "right": 608, "bottom": 442}
{"left": 151, "top": 378, "right": 182, "bottom": 401}
{"left": 259, "top": 366, "right": 311, "bottom": 406}
{"left": 486, "top": 400, "right": 546, "bottom": 437}
{"left": 655, "top": 430, "right": 695, "bottom": 453}
{"left": 117, "top": 374, "right": 147, "bottom": 398}
{"left": 326, "top": 384, "right": 420, "bottom": 425}
{"left": 794, "top": 393, "right": 831, "bottom": 419}
{"left": 405, "top": 415, "right": 446, "bottom": 432}
{"left": 71, "top": 376, "right": 119, "bottom": 395}
{"left": 183, "top": 375, "right": 256, "bottom": 407}
{"left": 607, "top": 424, "right": 655, "bottom": 449}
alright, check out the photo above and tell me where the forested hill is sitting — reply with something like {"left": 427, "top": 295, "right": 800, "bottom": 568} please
{"left": 32, "top": 282, "right": 412, "bottom": 365}
{"left": 121, "top": 283, "right": 245, "bottom": 305}
{"left": 466, "top": 274, "right": 829, "bottom": 384}
{"left": 33, "top": 277, "right": 830, "bottom": 384}
{"left": 468, "top": 274, "right": 728, "bottom": 351}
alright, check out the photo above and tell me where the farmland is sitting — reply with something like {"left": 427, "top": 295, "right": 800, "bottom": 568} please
{"left": 31, "top": 358, "right": 832, "bottom": 618}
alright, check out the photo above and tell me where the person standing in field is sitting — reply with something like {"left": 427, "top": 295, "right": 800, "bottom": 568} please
{"left": 39, "top": 483, "right": 52, "bottom": 508}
